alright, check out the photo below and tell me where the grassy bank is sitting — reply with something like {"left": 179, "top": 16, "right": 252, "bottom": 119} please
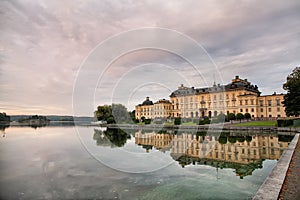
{"left": 234, "top": 120, "right": 277, "bottom": 127}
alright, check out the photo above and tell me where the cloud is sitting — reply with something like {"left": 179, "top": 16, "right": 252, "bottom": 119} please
{"left": 0, "top": 0, "right": 299, "bottom": 115}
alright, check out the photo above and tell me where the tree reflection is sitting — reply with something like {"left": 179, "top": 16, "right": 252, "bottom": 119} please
{"left": 0, "top": 123, "right": 10, "bottom": 137}
{"left": 93, "top": 128, "right": 131, "bottom": 147}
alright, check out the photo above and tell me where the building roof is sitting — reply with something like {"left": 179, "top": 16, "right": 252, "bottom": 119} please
{"left": 170, "top": 76, "right": 261, "bottom": 97}
{"left": 141, "top": 97, "right": 153, "bottom": 106}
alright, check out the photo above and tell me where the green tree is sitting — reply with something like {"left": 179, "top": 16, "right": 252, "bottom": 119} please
{"left": 129, "top": 110, "right": 138, "bottom": 123}
{"left": 236, "top": 113, "right": 244, "bottom": 123}
{"left": 144, "top": 119, "right": 151, "bottom": 124}
{"left": 0, "top": 112, "right": 10, "bottom": 123}
{"left": 94, "top": 105, "right": 112, "bottom": 122}
{"left": 244, "top": 113, "right": 251, "bottom": 121}
{"left": 283, "top": 67, "right": 300, "bottom": 116}
{"left": 227, "top": 113, "right": 236, "bottom": 123}
{"left": 174, "top": 117, "right": 181, "bottom": 125}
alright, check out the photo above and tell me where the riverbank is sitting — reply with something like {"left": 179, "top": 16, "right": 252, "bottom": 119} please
{"left": 253, "top": 134, "right": 299, "bottom": 200}
{"left": 105, "top": 123, "right": 300, "bottom": 134}
{"left": 279, "top": 134, "right": 300, "bottom": 200}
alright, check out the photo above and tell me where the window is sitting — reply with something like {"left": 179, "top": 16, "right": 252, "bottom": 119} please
{"left": 270, "top": 148, "right": 275, "bottom": 155}
{"left": 269, "top": 114, "right": 272, "bottom": 117}
{"left": 277, "top": 107, "right": 280, "bottom": 112}
{"left": 251, "top": 99, "right": 254, "bottom": 105}
{"left": 251, "top": 108, "right": 254, "bottom": 112}
{"left": 261, "top": 108, "right": 263, "bottom": 112}
{"left": 246, "top": 108, "right": 248, "bottom": 112}
{"left": 268, "top": 108, "right": 272, "bottom": 112}
{"left": 226, "top": 94, "right": 229, "bottom": 99}
{"left": 260, "top": 100, "right": 264, "bottom": 106}
{"left": 240, "top": 100, "right": 243, "bottom": 105}
{"left": 245, "top": 100, "right": 248, "bottom": 105}
{"left": 240, "top": 109, "right": 243, "bottom": 112}
{"left": 214, "top": 95, "right": 216, "bottom": 100}
{"left": 268, "top": 100, "right": 272, "bottom": 106}
{"left": 276, "top": 99, "right": 280, "bottom": 106}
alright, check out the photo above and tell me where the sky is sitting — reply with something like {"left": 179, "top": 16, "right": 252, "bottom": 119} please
{"left": 0, "top": 0, "right": 300, "bottom": 116}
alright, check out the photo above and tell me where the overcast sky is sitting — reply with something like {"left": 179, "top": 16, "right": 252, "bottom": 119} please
{"left": 1, "top": 0, "right": 300, "bottom": 116}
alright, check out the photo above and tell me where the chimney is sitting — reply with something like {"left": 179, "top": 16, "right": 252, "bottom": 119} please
{"left": 146, "top": 97, "right": 150, "bottom": 101}
{"left": 235, "top": 75, "right": 239, "bottom": 79}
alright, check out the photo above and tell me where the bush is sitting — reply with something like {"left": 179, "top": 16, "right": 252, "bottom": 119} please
{"left": 144, "top": 119, "right": 151, "bottom": 124}
{"left": 277, "top": 119, "right": 294, "bottom": 127}
{"left": 198, "top": 117, "right": 210, "bottom": 125}
{"left": 174, "top": 117, "right": 181, "bottom": 125}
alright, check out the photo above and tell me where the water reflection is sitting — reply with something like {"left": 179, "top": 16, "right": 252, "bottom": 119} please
{"left": 93, "top": 128, "right": 132, "bottom": 147}
{"left": 136, "top": 131, "right": 292, "bottom": 178}
{"left": 93, "top": 127, "right": 293, "bottom": 178}
{"left": 0, "top": 123, "right": 10, "bottom": 137}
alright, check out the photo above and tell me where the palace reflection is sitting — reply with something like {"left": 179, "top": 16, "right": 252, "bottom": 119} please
{"left": 135, "top": 131, "right": 293, "bottom": 178}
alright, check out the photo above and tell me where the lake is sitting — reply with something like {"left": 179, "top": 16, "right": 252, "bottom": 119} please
{"left": 0, "top": 126, "right": 294, "bottom": 200}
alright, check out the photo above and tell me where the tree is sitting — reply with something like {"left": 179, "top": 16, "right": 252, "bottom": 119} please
{"left": 236, "top": 113, "right": 244, "bottom": 123}
{"left": 112, "top": 104, "right": 132, "bottom": 124}
{"left": 94, "top": 105, "right": 112, "bottom": 122}
{"left": 174, "top": 117, "right": 181, "bottom": 125}
{"left": 244, "top": 113, "right": 251, "bottom": 121}
{"left": 94, "top": 104, "right": 133, "bottom": 124}
{"left": 0, "top": 112, "right": 10, "bottom": 123}
{"left": 283, "top": 67, "right": 300, "bottom": 117}
{"left": 227, "top": 113, "right": 236, "bottom": 123}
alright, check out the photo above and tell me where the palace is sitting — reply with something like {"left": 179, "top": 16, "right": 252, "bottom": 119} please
{"left": 135, "top": 76, "right": 286, "bottom": 120}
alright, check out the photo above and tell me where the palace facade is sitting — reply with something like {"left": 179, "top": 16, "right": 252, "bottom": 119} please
{"left": 135, "top": 76, "right": 286, "bottom": 120}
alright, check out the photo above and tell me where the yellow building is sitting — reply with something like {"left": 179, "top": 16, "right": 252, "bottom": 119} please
{"left": 135, "top": 97, "right": 172, "bottom": 120}
{"left": 135, "top": 76, "right": 286, "bottom": 120}
{"left": 170, "top": 76, "right": 286, "bottom": 119}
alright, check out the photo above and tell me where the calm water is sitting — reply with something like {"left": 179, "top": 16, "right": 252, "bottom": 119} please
{"left": 0, "top": 126, "right": 293, "bottom": 200}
